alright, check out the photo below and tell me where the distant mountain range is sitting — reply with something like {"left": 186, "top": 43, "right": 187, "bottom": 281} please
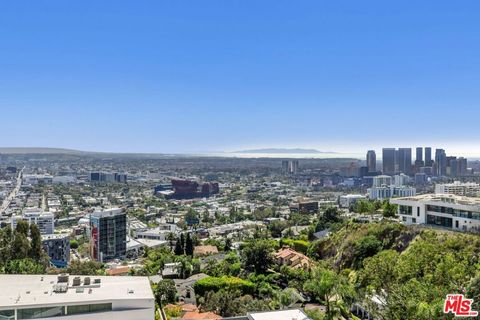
{"left": 234, "top": 148, "right": 336, "bottom": 154}
{"left": 0, "top": 147, "right": 90, "bottom": 154}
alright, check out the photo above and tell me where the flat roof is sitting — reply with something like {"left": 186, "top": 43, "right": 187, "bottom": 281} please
{"left": 248, "top": 309, "right": 311, "bottom": 320}
{"left": 0, "top": 274, "right": 153, "bottom": 309}
{"left": 90, "top": 208, "right": 125, "bottom": 218}
{"left": 391, "top": 193, "right": 480, "bottom": 207}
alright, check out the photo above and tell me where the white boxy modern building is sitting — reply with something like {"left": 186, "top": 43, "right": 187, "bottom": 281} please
{"left": 390, "top": 194, "right": 480, "bottom": 233}
{"left": 0, "top": 274, "right": 155, "bottom": 320}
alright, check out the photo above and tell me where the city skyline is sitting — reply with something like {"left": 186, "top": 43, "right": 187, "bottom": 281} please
{"left": 2, "top": 1, "right": 480, "bottom": 154}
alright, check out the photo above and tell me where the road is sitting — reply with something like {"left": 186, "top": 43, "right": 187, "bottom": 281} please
{"left": 0, "top": 167, "right": 24, "bottom": 215}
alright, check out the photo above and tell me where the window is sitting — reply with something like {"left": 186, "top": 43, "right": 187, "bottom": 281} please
{"left": 0, "top": 310, "right": 14, "bottom": 320}
{"left": 17, "top": 306, "right": 65, "bottom": 319}
{"left": 426, "top": 214, "right": 453, "bottom": 228}
{"left": 412, "top": 218, "right": 416, "bottom": 223}
{"left": 417, "top": 207, "right": 420, "bottom": 217}
{"left": 67, "top": 303, "right": 112, "bottom": 315}
{"left": 399, "top": 205, "right": 412, "bottom": 215}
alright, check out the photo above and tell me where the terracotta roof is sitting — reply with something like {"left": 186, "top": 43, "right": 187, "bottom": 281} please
{"left": 193, "top": 245, "right": 219, "bottom": 256}
{"left": 105, "top": 266, "right": 130, "bottom": 276}
{"left": 181, "top": 311, "right": 222, "bottom": 319}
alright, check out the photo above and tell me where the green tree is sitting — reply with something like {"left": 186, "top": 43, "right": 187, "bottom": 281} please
{"left": 174, "top": 236, "right": 184, "bottom": 256}
{"left": 241, "top": 239, "right": 275, "bottom": 274}
{"left": 66, "top": 260, "right": 104, "bottom": 275}
{"left": 12, "top": 230, "right": 30, "bottom": 260}
{"left": 224, "top": 238, "right": 232, "bottom": 252}
{"left": 352, "top": 235, "right": 383, "bottom": 268}
{"left": 382, "top": 201, "right": 397, "bottom": 218}
{"left": 166, "top": 232, "right": 176, "bottom": 251}
{"left": 304, "top": 267, "right": 355, "bottom": 320}
{"left": 69, "top": 239, "right": 79, "bottom": 249}
{"left": 185, "top": 233, "right": 194, "bottom": 257}
{"left": 0, "top": 226, "right": 13, "bottom": 265}
{"left": 154, "top": 279, "right": 177, "bottom": 305}
{"left": 3, "top": 258, "right": 45, "bottom": 274}
{"left": 29, "top": 224, "right": 43, "bottom": 260}
{"left": 15, "top": 220, "right": 29, "bottom": 237}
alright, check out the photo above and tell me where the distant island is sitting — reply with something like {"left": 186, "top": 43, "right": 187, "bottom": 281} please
{"left": 234, "top": 148, "right": 336, "bottom": 154}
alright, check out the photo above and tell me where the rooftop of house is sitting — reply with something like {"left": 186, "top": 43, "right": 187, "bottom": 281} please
{"left": 247, "top": 309, "right": 311, "bottom": 320}
{"left": 0, "top": 274, "right": 153, "bottom": 308}
{"left": 193, "top": 245, "right": 219, "bottom": 256}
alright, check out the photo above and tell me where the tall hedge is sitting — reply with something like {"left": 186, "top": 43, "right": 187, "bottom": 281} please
{"left": 193, "top": 276, "right": 255, "bottom": 297}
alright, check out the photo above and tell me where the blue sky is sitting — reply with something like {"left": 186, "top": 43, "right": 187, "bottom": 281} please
{"left": 1, "top": 1, "right": 480, "bottom": 155}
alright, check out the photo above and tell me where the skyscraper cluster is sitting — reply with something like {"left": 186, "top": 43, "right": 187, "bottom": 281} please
{"left": 282, "top": 160, "right": 299, "bottom": 174}
{"left": 370, "top": 147, "right": 469, "bottom": 177}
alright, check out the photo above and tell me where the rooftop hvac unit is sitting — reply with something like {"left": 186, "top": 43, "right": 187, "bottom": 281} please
{"left": 94, "top": 278, "right": 101, "bottom": 284}
{"left": 72, "top": 277, "right": 81, "bottom": 286}
{"left": 84, "top": 277, "right": 91, "bottom": 285}
{"left": 57, "top": 274, "right": 69, "bottom": 283}
{"left": 53, "top": 283, "right": 68, "bottom": 293}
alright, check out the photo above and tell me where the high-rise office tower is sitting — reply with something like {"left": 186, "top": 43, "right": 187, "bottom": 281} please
{"left": 414, "top": 147, "right": 424, "bottom": 172}
{"left": 416, "top": 147, "right": 423, "bottom": 163}
{"left": 435, "top": 149, "right": 447, "bottom": 176}
{"left": 90, "top": 208, "right": 127, "bottom": 262}
{"left": 366, "top": 150, "right": 376, "bottom": 172}
{"left": 397, "top": 148, "right": 412, "bottom": 175}
{"left": 382, "top": 148, "right": 396, "bottom": 175}
{"left": 447, "top": 157, "right": 458, "bottom": 177}
{"left": 282, "top": 160, "right": 299, "bottom": 174}
{"left": 458, "top": 157, "right": 468, "bottom": 176}
{"left": 425, "top": 147, "right": 432, "bottom": 166}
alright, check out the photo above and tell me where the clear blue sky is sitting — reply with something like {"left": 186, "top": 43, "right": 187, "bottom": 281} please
{"left": 1, "top": 1, "right": 480, "bottom": 155}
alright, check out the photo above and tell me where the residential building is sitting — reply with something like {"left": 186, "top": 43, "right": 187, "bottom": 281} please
{"left": 368, "top": 186, "right": 416, "bottom": 200}
{"left": 274, "top": 247, "right": 311, "bottom": 269}
{"left": 394, "top": 173, "right": 409, "bottom": 187}
{"left": 390, "top": 194, "right": 480, "bottom": 233}
{"left": 42, "top": 234, "right": 70, "bottom": 268}
{"left": 247, "top": 309, "right": 312, "bottom": 320}
{"left": 0, "top": 274, "right": 154, "bottom": 320}
{"left": 414, "top": 173, "right": 427, "bottom": 185}
{"left": 339, "top": 194, "right": 366, "bottom": 208}
{"left": 11, "top": 210, "right": 54, "bottom": 235}
{"left": 372, "top": 175, "right": 392, "bottom": 187}
{"left": 435, "top": 181, "right": 480, "bottom": 197}
{"left": 193, "top": 245, "right": 219, "bottom": 257}
{"left": 90, "top": 208, "right": 127, "bottom": 262}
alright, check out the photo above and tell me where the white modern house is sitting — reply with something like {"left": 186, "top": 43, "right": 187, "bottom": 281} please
{"left": 0, "top": 274, "right": 155, "bottom": 320}
{"left": 390, "top": 194, "right": 480, "bottom": 233}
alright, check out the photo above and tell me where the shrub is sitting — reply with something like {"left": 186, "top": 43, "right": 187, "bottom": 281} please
{"left": 194, "top": 276, "right": 255, "bottom": 297}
